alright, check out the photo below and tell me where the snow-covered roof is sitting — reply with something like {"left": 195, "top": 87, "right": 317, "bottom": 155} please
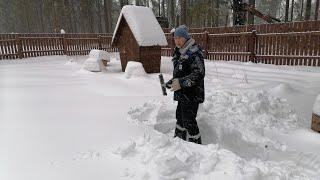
{"left": 112, "top": 5, "right": 168, "bottom": 47}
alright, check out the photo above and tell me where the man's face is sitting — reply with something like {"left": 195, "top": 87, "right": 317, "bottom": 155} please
{"left": 174, "top": 36, "right": 186, "bottom": 48}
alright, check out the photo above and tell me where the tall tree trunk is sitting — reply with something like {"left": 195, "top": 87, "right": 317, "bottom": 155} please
{"left": 56, "top": 0, "right": 68, "bottom": 33}
{"left": 145, "top": 0, "right": 149, "bottom": 7}
{"left": 225, "top": 14, "right": 229, "bottom": 27}
{"left": 176, "top": 14, "right": 180, "bottom": 27}
{"left": 248, "top": 0, "right": 255, "bottom": 24}
{"left": 169, "top": 0, "right": 175, "bottom": 27}
{"left": 69, "top": 0, "right": 79, "bottom": 33}
{"left": 38, "top": 0, "right": 45, "bottom": 32}
{"left": 158, "top": 0, "right": 161, "bottom": 16}
{"left": 285, "top": 0, "right": 290, "bottom": 22}
{"left": 161, "top": 0, "right": 165, "bottom": 17}
{"left": 291, "top": 0, "right": 294, "bottom": 21}
{"left": 180, "top": 0, "right": 187, "bottom": 25}
{"left": 305, "top": 0, "right": 312, "bottom": 20}
{"left": 97, "top": 0, "right": 103, "bottom": 33}
{"left": 24, "top": 0, "right": 32, "bottom": 32}
{"left": 300, "top": 0, "right": 304, "bottom": 21}
{"left": 120, "top": 0, "right": 128, "bottom": 8}
{"left": 89, "top": 2, "right": 95, "bottom": 33}
{"left": 215, "top": 0, "right": 220, "bottom": 26}
{"left": 269, "top": 0, "right": 281, "bottom": 18}
{"left": 315, "top": 0, "right": 320, "bottom": 20}
{"left": 64, "top": 0, "right": 72, "bottom": 32}
{"left": 52, "top": 0, "right": 58, "bottom": 32}
{"left": 205, "top": 0, "right": 212, "bottom": 27}
{"left": 104, "top": 0, "right": 112, "bottom": 33}
{"left": 166, "top": 0, "right": 170, "bottom": 18}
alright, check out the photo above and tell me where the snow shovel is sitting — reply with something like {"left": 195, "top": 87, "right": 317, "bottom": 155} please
{"left": 159, "top": 74, "right": 167, "bottom": 96}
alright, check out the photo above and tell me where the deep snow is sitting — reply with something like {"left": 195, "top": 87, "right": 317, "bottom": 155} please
{"left": 1, "top": 54, "right": 320, "bottom": 180}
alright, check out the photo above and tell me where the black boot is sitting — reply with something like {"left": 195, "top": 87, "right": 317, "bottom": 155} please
{"left": 188, "top": 136, "right": 202, "bottom": 145}
{"left": 174, "top": 126, "right": 187, "bottom": 140}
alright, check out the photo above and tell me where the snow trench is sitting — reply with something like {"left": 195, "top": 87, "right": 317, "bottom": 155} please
{"left": 114, "top": 89, "right": 320, "bottom": 180}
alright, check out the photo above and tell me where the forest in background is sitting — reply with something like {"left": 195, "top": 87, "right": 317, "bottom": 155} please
{"left": 0, "top": 0, "right": 319, "bottom": 33}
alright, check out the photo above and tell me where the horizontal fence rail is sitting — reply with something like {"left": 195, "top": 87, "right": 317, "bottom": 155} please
{"left": 1, "top": 21, "right": 320, "bottom": 66}
{"left": 0, "top": 33, "right": 116, "bottom": 59}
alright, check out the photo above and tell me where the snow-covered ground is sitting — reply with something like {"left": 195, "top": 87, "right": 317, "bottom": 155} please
{"left": 1, "top": 54, "right": 320, "bottom": 180}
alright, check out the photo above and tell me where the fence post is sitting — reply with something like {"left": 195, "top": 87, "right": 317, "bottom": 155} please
{"left": 98, "top": 35, "right": 102, "bottom": 50}
{"left": 62, "top": 34, "right": 68, "bottom": 56}
{"left": 248, "top": 30, "right": 257, "bottom": 63}
{"left": 16, "top": 35, "right": 23, "bottom": 59}
{"left": 203, "top": 31, "right": 209, "bottom": 59}
{"left": 171, "top": 34, "right": 175, "bottom": 55}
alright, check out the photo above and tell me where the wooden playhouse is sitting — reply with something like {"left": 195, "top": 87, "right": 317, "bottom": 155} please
{"left": 111, "top": 5, "right": 168, "bottom": 73}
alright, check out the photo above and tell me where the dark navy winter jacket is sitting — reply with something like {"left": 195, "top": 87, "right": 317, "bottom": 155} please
{"left": 167, "top": 38, "right": 205, "bottom": 103}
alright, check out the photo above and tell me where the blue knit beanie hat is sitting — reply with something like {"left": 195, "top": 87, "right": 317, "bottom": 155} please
{"left": 174, "top": 25, "right": 189, "bottom": 39}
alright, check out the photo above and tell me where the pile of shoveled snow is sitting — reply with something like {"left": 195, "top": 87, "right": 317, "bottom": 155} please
{"left": 82, "top": 58, "right": 106, "bottom": 72}
{"left": 313, "top": 94, "right": 320, "bottom": 115}
{"left": 113, "top": 130, "right": 309, "bottom": 180}
{"left": 124, "top": 61, "right": 147, "bottom": 78}
{"left": 115, "top": 89, "right": 312, "bottom": 179}
{"left": 81, "top": 50, "right": 110, "bottom": 72}
{"left": 89, "top": 49, "right": 110, "bottom": 60}
{"left": 128, "top": 89, "right": 299, "bottom": 158}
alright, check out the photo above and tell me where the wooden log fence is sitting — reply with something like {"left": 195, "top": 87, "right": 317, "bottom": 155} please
{"left": 1, "top": 21, "right": 320, "bottom": 66}
{"left": 0, "top": 33, "right": 118, "bottom": 59}
{"left": 161, "top": 30, "right": 320, "bottom": 66}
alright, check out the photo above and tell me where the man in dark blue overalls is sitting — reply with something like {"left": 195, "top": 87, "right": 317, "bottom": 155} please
{"left": 166, "top": 25, "right": 205, "bottom": 144}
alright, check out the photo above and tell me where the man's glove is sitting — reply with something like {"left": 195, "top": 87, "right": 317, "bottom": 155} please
{"left": 170, "top": 78, "right": 181, "bottom": 91}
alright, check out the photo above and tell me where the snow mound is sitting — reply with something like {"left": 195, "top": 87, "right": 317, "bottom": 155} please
{"left": 313, "top": 94, "right": 320, "bottom": 115}
{"left": 270, "top": 83, "right": 299, "bottom": 95}
{"left": 82, "top": 57, "right": 106, "bottom": 72}
{"left": 124, "top": 61, "right": 147, "bottom": 78}
{"left": 113, "top": 130, "right": 310, "bottom": 180}
{"left": 89, "top": 49, "right": 110, "bottom": 61}
{"left": 201, "top": 90, "right": 299, "bottom": 132}
{"left": 128, "top": 90, "right": 299, "bottom": 157}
